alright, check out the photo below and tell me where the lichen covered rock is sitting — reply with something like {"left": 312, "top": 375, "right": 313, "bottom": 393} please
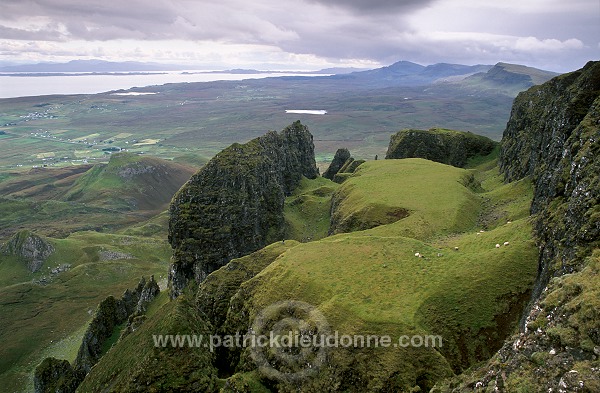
{"left": 168, "top": 121, "right": 318, "bottom": 296}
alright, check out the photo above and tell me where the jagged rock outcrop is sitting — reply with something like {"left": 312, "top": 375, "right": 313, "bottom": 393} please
{"left": 75, "top": 276, "right": 160, "bottom": 374}
{"left": 168, "top": 121, "right": 318, "bottom": 296}
{"left": 436, "top": 61, "right": 600, "bottom": 392}
{"left": 385, "top": 128, "right": 496, "bottom": 167}
{"left": 34, "top": 276, "right": 160, "bottom": 393}
{"left": 1, "top": 230, "right": 54, "bottom": 272}
{"left": 323, "top": 148, "right": 351, "bottom": 180}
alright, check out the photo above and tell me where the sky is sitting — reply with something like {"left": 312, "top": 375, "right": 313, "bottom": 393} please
{"left": 0, "top": 0, "right": 598, "bottom": 72}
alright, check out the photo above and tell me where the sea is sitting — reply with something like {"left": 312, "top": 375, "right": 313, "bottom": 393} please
{"left": 0, "top": 71, "right": 327, "bottom": 99}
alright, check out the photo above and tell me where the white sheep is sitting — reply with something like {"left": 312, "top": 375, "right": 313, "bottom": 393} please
{"left": 504, "top": 241, "right": 510, "bottom": 246}
{"left": 495, "top": 244, "right": 501, "bottom": 248}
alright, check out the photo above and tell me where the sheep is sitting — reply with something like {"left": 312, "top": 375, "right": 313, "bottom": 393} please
{"left": 454, "top": 247, "right": 459, "bottom": 251}
{"left": 415, "top": 252, "right": 421, "bottom": 258}
{"left": 504, "top": 241, "right": 510, "bottom": 246}
{"left": 495, "top": 244, "right": 501, "bottom": 248}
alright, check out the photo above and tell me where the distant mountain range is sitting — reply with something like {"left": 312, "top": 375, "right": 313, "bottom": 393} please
{"left": 0, "top": 59, "right": 557, "bottom": 86}
{"left": 329, "top": 61, "right": 559, "bottom": 89}
{"left": 0, "top": 60, "right": 367, "bottom": 74}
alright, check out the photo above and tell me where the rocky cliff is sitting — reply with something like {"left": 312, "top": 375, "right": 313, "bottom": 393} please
{"left": 436, "top": 61, "right": 600, "bottom": 391}
{"left": 385, "top": 128, "right": 496, "bottom": 167}
{"left": 168, "top": 121, "right": 318, "bottom": 296}
{"left": 500, "top": 60, "right": 600, "bottom": 294}
{"left": 1, "top": 230, "right": 54, "bottom": 272}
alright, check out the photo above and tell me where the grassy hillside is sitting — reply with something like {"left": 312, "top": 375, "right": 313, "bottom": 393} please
{"left": 458, "top": 62, "right": 559, "bottom": 96}
{"left": 0, "top": 230, "right": 171, "bottom": 393}
{"left": 330, "top": 159, "right": 481, "bottom": 238}
{"left": 62, "top": 152, "right": 196, "bottom": 211}
{"left": 0, "top": 153, "right": 196, "bottom": 238}
{"left": 77, "top": 295, "right": 219, "bottom": 392}
{"left": 231, "top": 160, "right": 536, "bottom": 381}
{"left": 78, "top": 156, "right": 538, "bottom": 391}
{"left": 283, "top": 176, "right": 339, "bottom": 242}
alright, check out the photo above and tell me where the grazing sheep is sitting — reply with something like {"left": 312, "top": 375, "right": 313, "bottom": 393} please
{"left": 504, "top": 241, "right": 510, "bottom": 246}
{"left": 454, "top": 247, "right": 459, "bottom": 251}
{"left": 495, "top": 244, "right": 501, "bottom": 248}
{"left": 415, "top": 252, "right": 422, "bottom": 258}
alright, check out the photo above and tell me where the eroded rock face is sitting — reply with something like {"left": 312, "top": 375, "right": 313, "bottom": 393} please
{"left": 385, "top": 128, "right": 496, "bottom": 167}
{"left": 1, "top": 230, "right": 54, "bottom": 272}
{"left": 500, "top": 60, "right": 600, "bottom": 295}
{"left": 168, "top": 121, "right": 318, "bottom": 296}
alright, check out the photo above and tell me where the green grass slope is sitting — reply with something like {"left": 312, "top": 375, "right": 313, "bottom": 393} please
{"left": 0, "top": 231, "right": 171, "bottom": 393}
{"left": 330, "top": 159, "right": 481, "bottom": 239}
{"left": 283, "top": 176, "right": 339, "bottom": 242}
{"left": 78, "top": 156, "right": 538, "bottom": 392}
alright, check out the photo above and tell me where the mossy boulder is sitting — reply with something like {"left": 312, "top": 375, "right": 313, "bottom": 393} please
{"left": 168, "top": 121, "right": 318, "bottom": 296}
{"left": 385, "top": 128, "right": 496, "bottom": 167}
{"left": 33, "top": 358, "right": 80, "bottom": 393}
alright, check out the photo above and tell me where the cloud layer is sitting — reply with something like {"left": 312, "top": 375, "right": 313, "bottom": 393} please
{"left": 0, "top": 0, "right": 597, "bottom": 71}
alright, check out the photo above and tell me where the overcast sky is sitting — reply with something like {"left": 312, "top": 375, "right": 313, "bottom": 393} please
{"left": 1, "top": 0, "right": 598, "bottom": 72}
